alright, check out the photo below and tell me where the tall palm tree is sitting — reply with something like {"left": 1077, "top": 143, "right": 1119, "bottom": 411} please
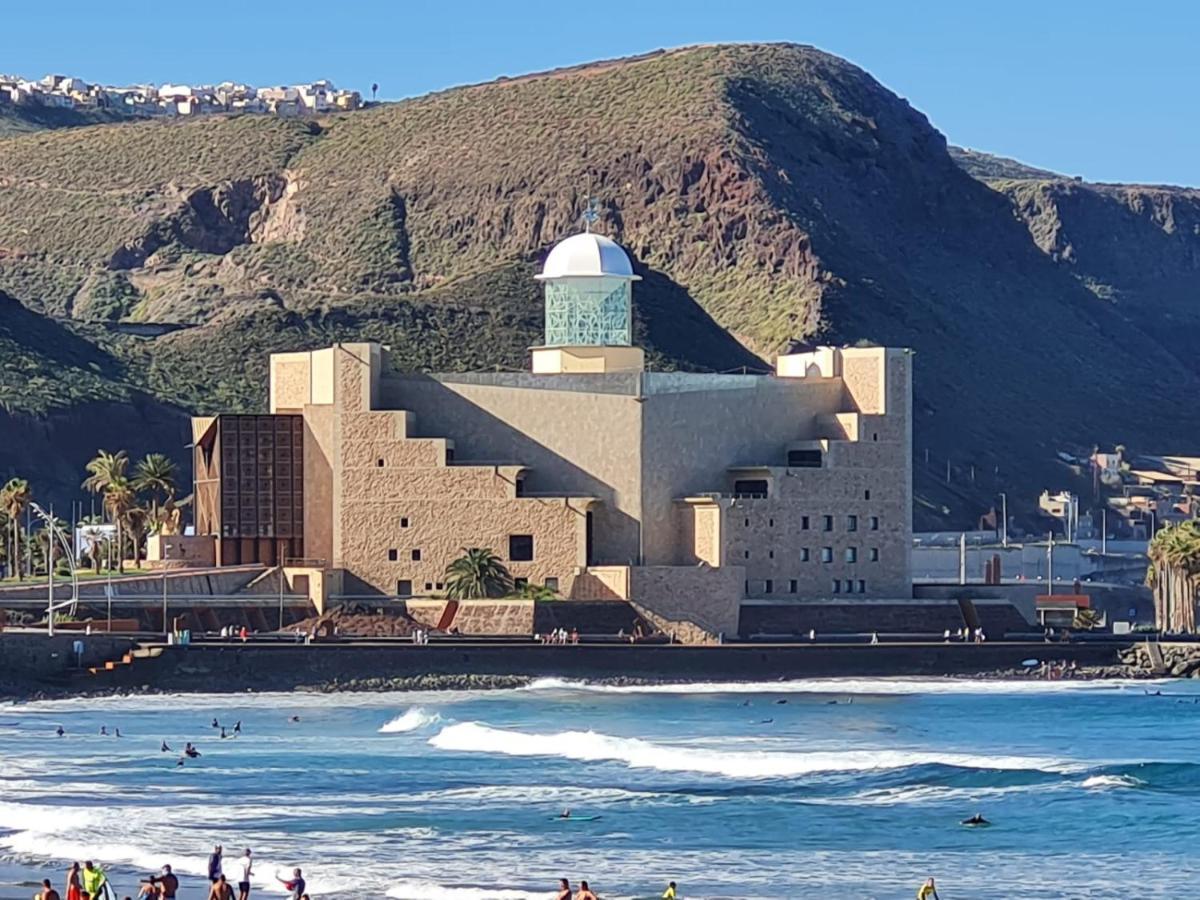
{"left": 1147, "top": 520, "right": 1200, "bottom": 633}
{"left": 83, "top": 450, "right": 132, "bottom": 574}
{"left": 444, "top": 548, "right": 513, "bottom": 599}
{"left": 77, "top": 513, "right": 106, "bottom": 575}
{"left": 1, "top": 477, "right": 32, "bottom": 581}
{"left": 132, "top": 453, "right": 177, "bottom": 534}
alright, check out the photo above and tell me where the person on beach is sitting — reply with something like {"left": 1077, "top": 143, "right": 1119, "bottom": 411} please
{"left": 207, "top": 875, "right": 234, "bottom": 900}
{"left": 36, "top": 878, "right": 61, "bottom": 900}
{"left": 236, "top": 849, "right": 253, "bottom": 900}
{"left": 555, "top": 879, "right": 571, "bottom": 900}
{"left": 81, "top": 863, "right": 106, "bottom": 900}
{"left": 208, "top": 846, "right": 223, "bottom": 883}
{"left": 275, "top": 869, "right": 305, "bottom": 900}
{"left": 662, "top": 882, "right": 677, "bottom": 899}
{"left": 917, "top": 877, "right": 940, "bottom": 900}
{"left": 66, "top": 862, "right": 82, "bottom": 900}
{"left": 574, "top": 880, "right": 597, "bottom": 900}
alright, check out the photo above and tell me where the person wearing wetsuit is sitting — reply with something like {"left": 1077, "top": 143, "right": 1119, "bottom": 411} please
{"left": 961, "top": 813, "right": 990, "bottom": 826}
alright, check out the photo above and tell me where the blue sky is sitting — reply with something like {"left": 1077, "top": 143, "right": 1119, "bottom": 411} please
{"left": 4, "top": 0, "right": 1195, "bottom": 185}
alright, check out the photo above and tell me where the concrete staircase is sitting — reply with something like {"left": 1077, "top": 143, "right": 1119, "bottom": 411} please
{"left": 83, "top": 642, "right": 164, "bottom": 678}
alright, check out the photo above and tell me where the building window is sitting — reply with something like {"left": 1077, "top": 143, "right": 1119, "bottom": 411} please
{"left": 872, "top": 432, "right": 878, "bottom": 442}
{"left": 832, "top": 579, "right": 840, "bottom": 594}
{"left": 847, "top": 579, "right": 857, "bottom": 594}
{"left": 848, "top": 515, "right": 858, "bottom": 532}
{"left": 744, "top": 518, "right": 750, "bottom": 527}
{"left": 376, "top": 458, "right": 384, "bottom": 467}
{"left": 744, "top": 550, "right": 750, "bottom": 559}
{"left": 734, "top": 479, "right": 769, "bottom": 498}
{"left": 822, "top": 515, "right": 833, "bottom": 532}
{"left": 411, "top": 549, "right": 422, "bottom": 561}
{"left": 821, "top": 547, "right": 833, "bottom": 563}
{"left": 801, "top": 516, "right": 810, "bottom": 530}
{"left": 509, "top": 534, "right": 534, "bottom": 561}
{"left": 869, "top": 516, "right": 880, "bottom": 531}
{"left": 445, "top": 448, "right": 455, "bottom": 463}
{"left": 397, "top": 579, "right": 413, "bottom": 597}
{"left": 423, "top": 581, "right": 433, "bottom": 591}
{"left": 869, "top": 547, "right": 879, "bottom": 562}
{"left": 787, "top": 449, "right": 822, "bottom": 468}
{"left": 801, "top": 548, "right": 810, "bottom": 561}
{"left": 545, "top": 577, "right": 559, "bottom": 592}
{"left": 789, "top": 579, "right": 798, "bottom": 593}
{"left": 388, "top": 548, "right": 398, "bottom": 561}
{"left": 857, "top": 579, "right": 866, "bottom": 593}
{"left": 768, "top": 550, "right": 775, "bottom": 559}
{"left": 744, "top": 580, "right": 750, "bottom": 594}
{"left": 864, "top": 490, "right": 871, "bottom": 500}
{"left": 845, "top": 547, "right": 858, "bottom": 563}
{"left": 435, "top": 582, "right": 444, "bottom": 590}
{"left": 769, "top": 518, "right": 775, "bottom": 527}
{"left": 513, "top": 577, "right": 528, "bottom": 589}
{"left": 764, "top": 579, "right": 774, "bottom": 594}
{"left": 400, "top": 517, "right": 409, "bottom": 528}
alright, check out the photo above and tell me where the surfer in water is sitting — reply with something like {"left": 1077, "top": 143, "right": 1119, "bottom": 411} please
{"left": 961, "top": 812, "right": 991, "bottom": 826}
{"left": 161, "top": 741, "right": 172, "bottom": 753}
{"left": 916, "top": 877, "right": 940, "bottom": 900}
{"left": 56, "top": 726, "right": 65, "bottom": 737}
{"left": 559, "top": 808, "right": 572, "bottom": 819}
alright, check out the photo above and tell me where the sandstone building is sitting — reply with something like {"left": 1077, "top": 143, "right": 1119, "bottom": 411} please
{"left": 192, "top": 230, "right": 913, "bottom": 639}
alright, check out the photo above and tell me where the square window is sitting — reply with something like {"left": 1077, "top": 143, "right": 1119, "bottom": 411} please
{"left": 376, "top": 458, "right": 384, "bottom": 467}
{"left": 789, "top": 579, "right": 798, "bottom": 593}
{"left": 869, "top": 516, "right": 880, "bottom": 531}
{"left": 869, "top": 548, "right": 879, "bottom": 562}
{"left": 821, "top": 547, "right": 833, "bottom": 563}
{"left": 848, "top": 514, "right": 858, "bottom": 532}
{"left": 400, "top": 517, "right": 409, "bottom": 528}
{"left": 801, "top": 515, "right": 810, "bottom": 530}
{"left": 411, "top": 548, "right": 422, "bottom": 561}
{"left": 396, "top": 579, "right": 413, "bottom": 597}
{"left": 857, "top": 579, "right": 866, "bottom": 593}
{"left": 514, "top": 577, "right": 528, "bottom": 589}
{"left": 545, "top": 577, "right": 559, "bottom": 592}
{"left": 801, "top": 548, "right": 810, "bottom": 561}
{"left": 764, "top": 579, "right": 774, "bottom": 594}
{"left": 832, "top": 579, "right": 840, "bottom": 594}
{"left": 845, "top": 547, "right": 858, "bottom": 563}
{"left": 822, "top": 515, "right": 833, "bottom": 532}
{"left": 435, "top": 582, "right": 444, "bottom": 590}
{"left": 423, "top": 581, "right": 433, "bottom": 591}
{"left": 387, "top": 548, "right": 398, "bottom": 561}
{"left": 509, "top": 534, "right": 534, "bottom": 561}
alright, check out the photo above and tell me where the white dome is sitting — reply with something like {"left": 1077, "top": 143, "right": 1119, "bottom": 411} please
{"left": 536, "top": 233, "right": 641, "bottom": 281}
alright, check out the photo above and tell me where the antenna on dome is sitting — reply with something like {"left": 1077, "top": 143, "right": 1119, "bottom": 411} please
{"left": 581, "top": 196, "right": 600, "bottom": 233}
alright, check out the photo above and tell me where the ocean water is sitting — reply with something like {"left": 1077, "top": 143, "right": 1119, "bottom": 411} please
{"left": 2, "top": 677, "right": 1199, "bottom": 899}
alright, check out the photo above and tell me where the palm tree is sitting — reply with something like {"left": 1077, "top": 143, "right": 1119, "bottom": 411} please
{"left": 125, "top": 506, "right": 149, "bottom": 569}
{"left": 83, "top": 450, "right": 132, "bottom": 574}
{"left": 1, "top": 477, "right": 32, "bottom": 580}
{"left": 132, "top": 453, "right": 177, "bottom": 533}
{"left": 444, "top": 548, "right": 513, "bottom": 599}
{"left": 1147, "top": 521, "right": 1200, "bottom": 633}
{"left": 77, "top": 513, "right": 106, "bottom": 575}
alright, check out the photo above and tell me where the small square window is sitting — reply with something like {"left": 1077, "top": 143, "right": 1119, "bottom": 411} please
{"left": 848, "top": 515, "right": 858, "bottom": 532}
{"left": 821, "top": 547, "right": 833, "bottom": 563}
{"left": 400, "top": 517, "right": 409, "bottom": 528}
{"left": 509, "top": 534, "right": 534, "bottom": 561}
{"left": 822, "top": 515, "right": 833, "bottom": 532}
{"left": 435, "top": 581, "right": 444, "bottom": 590}
{"left": 545, "top": 577, "right": 559, "bottom": 591}
{"left": 396, "top": 579, "right": 413, "bottom": 597}
{"left": 801, "top": 548, "right": 810, "bottom": 561}
{"left": 845, "top": 547, "right": 858, "bottom": 563}
{"left": 514, "top": 577, "right": 528, "bottom": 589}
{"left": 789, "top": 579, "right": 798, "bottom": 593}
{"left": 869, "top": 516, "right": 880, "bottom": 531}
{"left": 869, "top": 548, "right": 879, "bottom": 562}
{"left": 387, "top": 548, "right": 398, "bottom": 561}
{"left": 764, "top": 579, "right": 774, "bottom": 594}
{"left": 801, "top": 515, "right": 810, "bottom": 530}
{"left": 857, "top": 579, "right": 866, "bottom": 593}
{"left": 423, "top": 581, "right": 433, "bottom": 591}
{"left": 832, "top": 579, "right": 841, "bottom": 594}
{"left": 376, "top": 458, "right": 385, "bottom": 467}
{"left": 411, "top": 548, "right": 422, "bottom": 561}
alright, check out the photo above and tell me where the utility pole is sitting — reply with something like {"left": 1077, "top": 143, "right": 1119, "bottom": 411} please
{"left": 1047, "top": 532, "right": 1055, "bottom": 595}
{"left": 1101, "top": 508, "right": 1107, "bottom": 556}
{"left": 958, "top": 532, "right": 967, "bottom": 585}
{"left": 162, "top": 569, "right": 168, "bottom": 638}
{"left": 278, "top": 564, "right": 285, "bottom": 631}
{"left": 1000, "top": 493, "right": 1008, "bottom": 548}
{"left": 47, "top": 504, "right": 55, "bottom": 638}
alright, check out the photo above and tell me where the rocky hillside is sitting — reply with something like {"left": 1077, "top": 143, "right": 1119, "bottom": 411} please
{"left": 1, "top": 43, "right": 1198, "bottom": 526}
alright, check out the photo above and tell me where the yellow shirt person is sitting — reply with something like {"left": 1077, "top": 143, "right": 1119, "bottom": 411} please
{"left": 662, "top": 884, "right": 677, "bottom": 900}
{"left": 917, "top": 877, "right": 940, "bottom": 900}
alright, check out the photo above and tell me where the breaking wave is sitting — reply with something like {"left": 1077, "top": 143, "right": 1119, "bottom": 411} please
{"left": 519, "top": 677, "right": 1174, "bottom": 696}
{"left": 428, "top": 722, "right": 1076, "bottom": 779}
{"left": 379, "top": 708, "right": 441, "bottom": 733}
{"left": 1080, "top": 774, "right": 1146, "bottom": 790}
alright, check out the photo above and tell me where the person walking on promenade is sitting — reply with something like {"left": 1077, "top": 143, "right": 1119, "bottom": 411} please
{"left": 236, "top": 849, "right": 253, "bottom": 900}
{"left": 66, "top": 862, "right": 82, "bottom": 900}
{"left": 917, "top": 877, "right": 940, "bottom": 900}
{"left": 36, "top": 878, "right": 61, "bottom": 900}
{"left": 208, "top": 846, "right": 223, "bottom": 883}
{"left": 81, "top": 862, "right": 107, "bottom": 900}
{"left": 574, "top": 880, "right": 598, "bottom": 900}
{"left": 207, "top": 875, "right": 234, "bottom": 900}
{"left": 275, "top": 868, "right": 305, "bottom": 900}
{"left": 555, "top": 879, "right": 572, "bottom": 900}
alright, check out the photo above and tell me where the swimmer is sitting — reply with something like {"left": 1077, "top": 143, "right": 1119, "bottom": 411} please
{"left": 161, "top": 741, "right": 172, "bottom": 753}
{"left": 212, "top": 718, "right": 220, "bottom": 728}
{"left": 760, "top": 718, "right": 774, "bottom": 724}
{"left": 56, "top": 726, "right": 65, "bottom": 737}
{"left": 775, "top": 699, "right": 788, "bottom": 705}
{"left": 220, "top": 727, "right": 228, "bottom": 739}
{"left": 114, "top": 728, "right": 122, "bottom": 738}
{"left": 961, "top": 813, "right": 991, "bottom": 826}
{"left": 233, "top": 721, "right": 242, "bottom": 734}
{"left": 289, "top": 716, "right": 301, "bottom": 723}
{"left": 99, "top": 726, "right": 107, "bottom": 736}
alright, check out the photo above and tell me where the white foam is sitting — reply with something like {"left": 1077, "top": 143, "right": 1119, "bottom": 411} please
{"left": 1080, "top": 774, "right": 1145, "bottom": 790}
{"left": 428, "top": 722, "right": 1076, "bottom": 778}
{"left": 386, "top": 881, "right": 555, "bottom": 900}
{"left": 378, "top": 708, "right": 441, "bottom": 733}
{"left": 520, "top": 676, "right": 1178, "bottom": 696}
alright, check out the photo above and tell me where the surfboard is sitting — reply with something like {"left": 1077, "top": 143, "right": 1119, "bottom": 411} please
{"left": 550, "top": 815, "right": 602, "bottom": 822}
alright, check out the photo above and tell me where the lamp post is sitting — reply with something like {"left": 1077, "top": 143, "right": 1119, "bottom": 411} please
{"left": 999, "top": 492, "right": 1008, "bottom": 548}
